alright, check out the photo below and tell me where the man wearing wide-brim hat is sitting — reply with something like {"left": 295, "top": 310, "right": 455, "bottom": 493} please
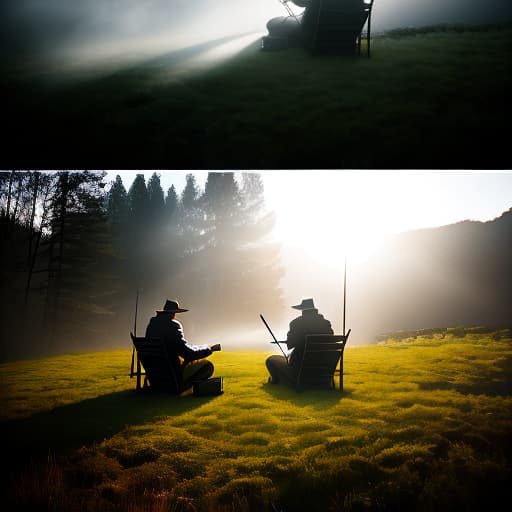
{"left": 266, "top": 298, "right": 333, "bottom": 386}
{"left": 145, "top": 299, "right": 221, "bottom": 389}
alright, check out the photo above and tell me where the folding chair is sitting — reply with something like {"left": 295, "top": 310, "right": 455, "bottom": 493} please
{"left": 304, "top": 0, "right": 375, "bottom": 56}
{"left": 130, "top": 333, "right": 183, "bottom": 393}
{"left": 295, "top": 330, "right": 351, "bottom": 391}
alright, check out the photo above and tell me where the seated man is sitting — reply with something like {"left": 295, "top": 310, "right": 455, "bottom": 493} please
{"left": 266, "top": 297, "right": 333, "bottom": 386}
{"left": 145, "top": 299, "right": 221, "bottom": 389}
{"left": 264, "top": 0, "right": 308, "bottom": 49}
{"left": 264, "top": 0, "right": 367, "bottom": 52}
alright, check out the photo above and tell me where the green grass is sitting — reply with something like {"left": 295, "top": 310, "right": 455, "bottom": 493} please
{"left": 1, "top": 330, "right": 511, "bottom": 511}
{"left": 3, "top": 25, "right": 511, "bottom": 168}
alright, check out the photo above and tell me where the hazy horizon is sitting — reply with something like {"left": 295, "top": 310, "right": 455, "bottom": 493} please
{"left": 1, "top": 170, "right": 511, "bottom": 361}
{"left": 2, "top": 1, "right": 511, "bottom": 76}
{"left": 102, "top": 171, "right": 512, "bottom": 352}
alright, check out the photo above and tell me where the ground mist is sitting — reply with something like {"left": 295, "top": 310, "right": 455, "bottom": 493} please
{"left": 2, "top": 25, "right": 511, "bottom": 169}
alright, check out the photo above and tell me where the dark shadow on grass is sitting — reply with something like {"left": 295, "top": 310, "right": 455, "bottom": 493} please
{"left": 261, "top": 381, "right": 349, "bottom": 408}
{"left": 0, "top": 388, "right": 214, "bottom": 466}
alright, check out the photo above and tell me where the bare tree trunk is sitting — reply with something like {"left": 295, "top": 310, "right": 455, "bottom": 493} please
{"left": 5, "top": 170, "right": 15, "bottom": 220}
{"left": 45, "top": 172, "right": 69, "bottom": 341}
{"left": 25, "top": 176, "right": 51, "bottom": 305}
{"left": 27, "top": 172, "right": 40, "bottom": 266}
{"left": 11, "top": 173, "right": 24, "bottom": 223}
{"left": 6, "top": 171, "right": 16, "bottom": 217}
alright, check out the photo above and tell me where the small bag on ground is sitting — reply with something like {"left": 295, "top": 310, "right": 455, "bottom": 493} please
{"left": 193, "top": 377, "right": 223, "bottom": 396}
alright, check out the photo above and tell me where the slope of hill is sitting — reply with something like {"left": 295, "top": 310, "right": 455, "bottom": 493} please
{"left": 358, "top": 208, "right": 512, "bottom": 336}
{"left": 280, "top": 208, "right": 512, "bottom": 344}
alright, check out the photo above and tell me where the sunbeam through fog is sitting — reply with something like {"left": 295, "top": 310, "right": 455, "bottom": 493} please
{"left": 98, "top": 171, "right": 512, "bottom": 351}
{"left": 1, "top": 0, "right": 511, "bottom": 77}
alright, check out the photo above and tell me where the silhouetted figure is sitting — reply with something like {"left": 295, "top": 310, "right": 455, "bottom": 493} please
{"left": 263, "top": 0, "right": 371, "bottom": 54}
{"left": 145, "top": 299, "right": 221, "bottom": 388}
{"left": 266, "top": 298, "right": 333, "bottom": 386}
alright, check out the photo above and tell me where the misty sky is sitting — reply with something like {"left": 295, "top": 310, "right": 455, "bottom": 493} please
{"left": 2, "top": 0, "right": 511, "bottom": 72}
{"left": 105, "top": 170, "right": 512, "bottom": 345}
{"left": 107, "top": 170, "right": 512, "bottom": 256}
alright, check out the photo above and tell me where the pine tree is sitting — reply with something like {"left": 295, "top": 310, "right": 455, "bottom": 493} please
{"left": 128, "top": 173, "right": 149, "bottom": 224}
{"left": 147, "top": 172, "right": 165, "bottom": 223}
{"left": 203, "top": 172, "right": 240, "bottom": 249}
{"left": 186, "top": 172, "right": 283, "bottom": 331}
{"left": 42, "top": 171, "right": 115, "bottom": 351}
{"left": 178, "top": 173, "right": 204, "bottom": 254}
{"left": 181, "top": 173, "right": 199, "bottom": 210}
{"left": 125, "top": 173, "right": 150, "bottom": 285}
{"left": 165, "top": 185, "right": 178, "bottom": 222}
{"left": 107, "top": 175, "right": 129, "bottom": 233}
{"left": 236, "top": 173, "right": 284, "bottom": 319}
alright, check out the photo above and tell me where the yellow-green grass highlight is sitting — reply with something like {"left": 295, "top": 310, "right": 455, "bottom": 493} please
{"left": 1, "top": 333, "right": 511, "bottom": 511}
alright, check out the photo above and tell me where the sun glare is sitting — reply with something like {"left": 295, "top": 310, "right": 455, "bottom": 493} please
{"left": 262, "top": 171, "right": 508, "bottom": 268}
{"left": 263, "top": 171, "right": 404, "bottom": 265}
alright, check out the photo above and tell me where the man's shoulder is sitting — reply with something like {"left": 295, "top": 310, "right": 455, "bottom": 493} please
{"left": 305, "top": 311, "right": 332, "bottom": 328}
{"left": 170, "top": 319, "right": 182, "bottom": 328}
{"left": 289, "top": 315, "right": 305, "bottom": 329}
{"left": 147, "top": 316, "right": 179, "bottom": 332}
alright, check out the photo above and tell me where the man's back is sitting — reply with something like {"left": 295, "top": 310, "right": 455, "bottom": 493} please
{"left": 146, "top": 314, "right": 212, "bottom": 363}
{"left": 287, "top": 309, "right": 333, "bottom": 367}
{"left": 146, "top": 315, "right": 180, "bottom": 344}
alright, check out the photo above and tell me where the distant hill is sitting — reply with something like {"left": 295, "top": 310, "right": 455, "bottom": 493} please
{"left": 279, "top": 208, "right": 512, "bottom": 344}
{"left": 353, "top": 208, "right": 512, "bottom": 340}
{"left": 373, "top": 0, "right": 512, "bottom": 32}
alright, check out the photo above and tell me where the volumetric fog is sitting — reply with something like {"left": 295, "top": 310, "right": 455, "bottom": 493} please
{"left": 1, "top": 0, "right": 511, "bottom": 68}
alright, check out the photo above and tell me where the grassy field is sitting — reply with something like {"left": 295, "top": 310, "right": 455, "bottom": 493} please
{"left": 2, "top": 24, "right": 511, "bottom": 169}
{"left": 1, "top": 327, "right": 511, "bottom": 511}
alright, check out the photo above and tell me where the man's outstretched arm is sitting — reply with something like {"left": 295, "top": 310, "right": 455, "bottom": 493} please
{"left": 172, "top": 321, "right": 221, "bottom": 362}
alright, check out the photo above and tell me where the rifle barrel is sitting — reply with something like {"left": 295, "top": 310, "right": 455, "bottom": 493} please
{"left": 260, "top": 314, "right": 288, "bottom": 363}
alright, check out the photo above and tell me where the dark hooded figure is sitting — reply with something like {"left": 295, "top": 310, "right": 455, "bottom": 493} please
{"left": 266, "top": 298, "right": 333, "bottom": 386}
{"left": 145, "top": 299, "right": 221, "bottom": 388}
{"left": 264, "top": 0, "right": 368, "bottom": 52}
{"left": 264, "top": 0, "right": 308, "bottom": 47}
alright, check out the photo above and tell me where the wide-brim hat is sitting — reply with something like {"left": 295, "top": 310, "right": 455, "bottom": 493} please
{"left": 291, "top": 298, "right": 316, "bottom": 311}
{"left": 157, "top": 299, "right": 189, "bottom": 313}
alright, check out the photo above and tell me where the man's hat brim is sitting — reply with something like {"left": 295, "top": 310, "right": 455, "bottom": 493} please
{"left": 292, "top": 298, "right": 316, "bottom": 310}
{"left": 157, "top": 308, "right": 189, "bottom": 313}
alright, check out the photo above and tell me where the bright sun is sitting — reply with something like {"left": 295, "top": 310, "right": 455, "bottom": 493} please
{"left": 261, "top": 170, "right": 489, "bottom": 267}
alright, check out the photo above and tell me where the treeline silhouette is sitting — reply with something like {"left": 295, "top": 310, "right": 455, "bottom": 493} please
{"left": 0, "top": 171, "right": 283, "bottom": 362}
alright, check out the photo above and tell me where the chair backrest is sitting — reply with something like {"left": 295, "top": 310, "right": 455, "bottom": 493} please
{"left": 296, "top": 334, "right": 349, "bottom": 389}
{"left": 304, "top": 0, "right": 374, "bottom": 53}
{"left": 130, "top": 333, "right": 182, "bottom": 393}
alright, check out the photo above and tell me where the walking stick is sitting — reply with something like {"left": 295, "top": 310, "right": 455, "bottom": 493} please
{"left": 343, "top": 256, "right": 347, "bottom": 337}
{"left": 340, "top": 257, "right": 349, "bottom": 391}
{"left": 130, "top": 288, "right": 142, "bottom": 390}
{"left": 260, "top": 314, "right": 288, "bottom": 364}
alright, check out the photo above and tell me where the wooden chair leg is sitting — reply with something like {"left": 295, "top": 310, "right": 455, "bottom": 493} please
{"left": 136, "top": 358, "right": 142, "bottom": 391}
{"left": 339, "top": 357, "right": 344, "bottom": 392}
